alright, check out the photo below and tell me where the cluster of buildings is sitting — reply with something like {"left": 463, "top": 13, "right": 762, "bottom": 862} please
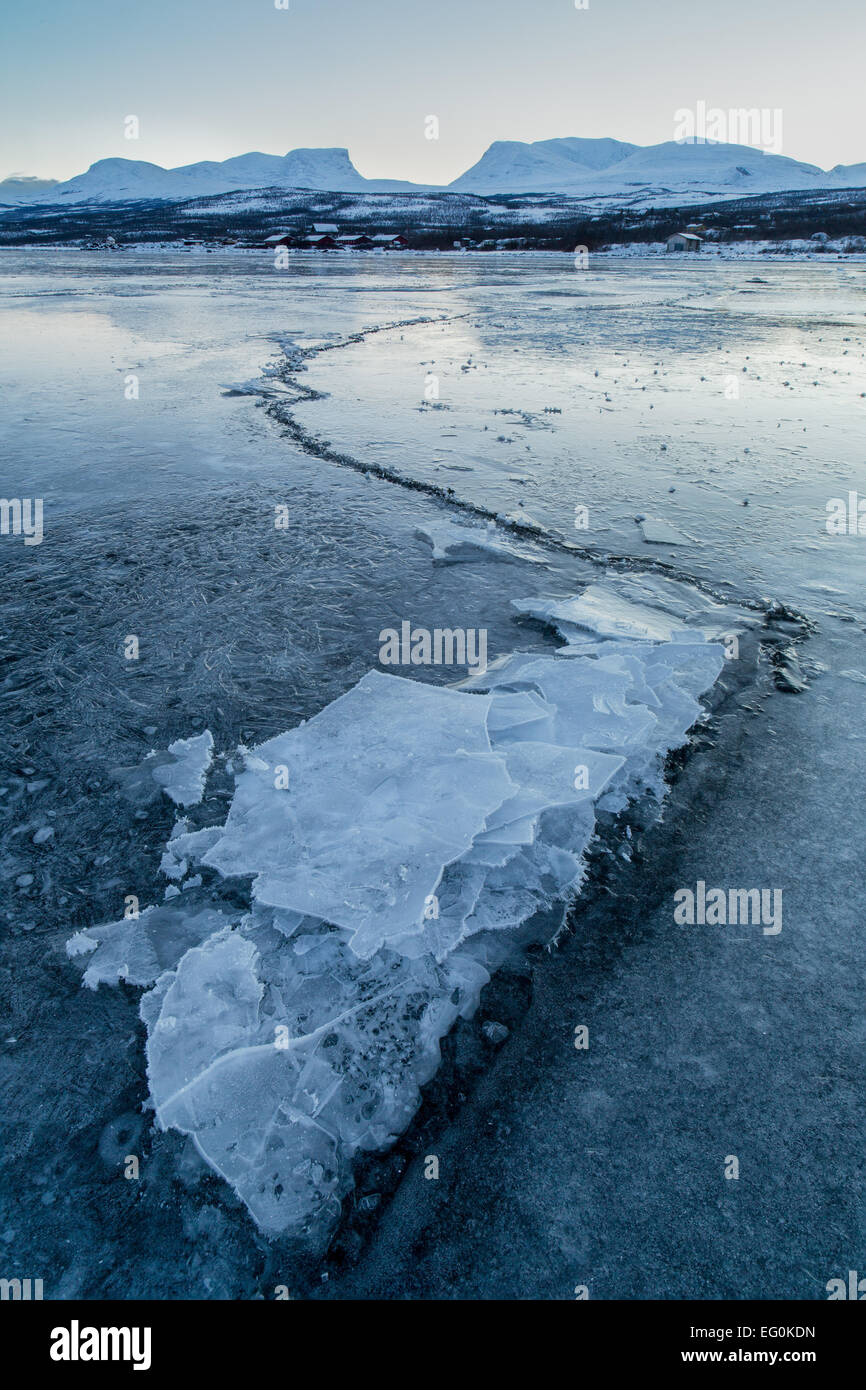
{"left": 265, "top": 223, "right": 409, "bottom": 251}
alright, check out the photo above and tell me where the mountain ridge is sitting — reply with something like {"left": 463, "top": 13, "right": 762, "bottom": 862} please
{"left": 4, "top": 137, "right": 866, "bottom": 209}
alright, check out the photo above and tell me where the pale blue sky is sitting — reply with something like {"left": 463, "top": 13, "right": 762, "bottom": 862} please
{"left": 1, "top": 0, "right": 862, "bottom": 181}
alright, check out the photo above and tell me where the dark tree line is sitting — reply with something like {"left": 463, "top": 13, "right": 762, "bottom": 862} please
{"left": 1, "top": 184, "right": 864, "bottom": 249}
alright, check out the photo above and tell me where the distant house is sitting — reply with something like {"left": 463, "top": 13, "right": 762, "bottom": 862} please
{"left": 370, "top": 233, "right": 409, "bottom": 249}
{"left": 666, "top": 232, "right": 703, "bottom": 253}
{"left": 335, "top": 234, "right": 374, "bottom": 249}
{"left": 267, "top": 228, "right": 405, "bottom": 252}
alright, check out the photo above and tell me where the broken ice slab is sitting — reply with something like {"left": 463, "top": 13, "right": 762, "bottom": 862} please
{"left": 414, "top": 518, "right": 544, "bottom": 564}
{"left": 514, "top": 574, "right": 755, "bottom": 646}
{"left": 69, "top": 570, "right": 742, "bottom": 1245}
{"left": 483, "top": 742, "right": 624, "bottom": 830}
{"left": 150, "top": 731, "right": 214, "bottom": 807}
{"left": 202, "top": 672, "right": 515, "bottom": 957}
{"left": 159, "top": 823, "right": 224, "bottom": 881}
{"left": 605, "top": 573, "right": 755, "bottom": 630}
{"left": 485, "top": 688, "right": 554, "bottom": 740}
{"left": 637, "top": 516, "right": 696, "bottom": 545}
{"left": 516, "top": 589, "right": 705, "bottom": 645}
{"left": 66, "top": 898, "right": 237, "bottom": 989}
{"left": 143, "top": 918, "right": 490, "bottom": 1239}
{"left": 515, "top": 590, "right": 687, "bottom": 644}
{"left": 483, "top": 654, "right": 661, "bottom": 754}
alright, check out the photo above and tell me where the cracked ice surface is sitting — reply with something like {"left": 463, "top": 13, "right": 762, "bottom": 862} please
{"left": 67, "top": 578, "right": 744, "bottom": 1243}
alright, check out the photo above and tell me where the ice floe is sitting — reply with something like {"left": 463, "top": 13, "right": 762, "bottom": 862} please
{"left": 67, "top": 899, "right": 236, "bottom": 990}
{"left": 201, "top": 672, "right": 513, "bottom": 958}
{"left": 414, "top": 519, "right": 544, "bottom": 565}
{"left": 67, "top": 574, "right": 750, "bottom": 1243}
{"left": 513, "top": 573, "right": 753, "bottom": 646}
{"left": 637, "top": 516, "right": 697, "bottom": 545}
{"left": 150, "top": 732, "right": 214, "bottom": 807}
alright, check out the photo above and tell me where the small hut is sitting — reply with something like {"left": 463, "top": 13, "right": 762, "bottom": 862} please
{"left": 666, "top": 232, "right": 703, "bottom": 253}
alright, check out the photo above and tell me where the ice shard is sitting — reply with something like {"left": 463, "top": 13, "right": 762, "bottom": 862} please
{"left": 151, "top": 731, "right": 214, "bottom": 807}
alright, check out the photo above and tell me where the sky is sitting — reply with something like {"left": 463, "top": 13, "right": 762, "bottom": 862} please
{"left": 1, "top": 0, "right": 863, "bottom": 183}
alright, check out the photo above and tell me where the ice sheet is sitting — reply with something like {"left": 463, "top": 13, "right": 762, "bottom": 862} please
{"left": 68, "top": 576, "right": 731, "bottom": 1242}
{"left": 143, "top": 918, "right": 490, "bottom": 1239}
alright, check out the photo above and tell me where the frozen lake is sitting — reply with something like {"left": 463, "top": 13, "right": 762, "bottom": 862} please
{"left": 4, "top": 249, "right": 864, "bottom": 606}
{"left": 1, "top": 250, "right": 864, "bottom": 1297}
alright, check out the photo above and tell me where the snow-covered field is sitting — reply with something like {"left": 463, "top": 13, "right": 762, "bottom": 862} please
{"left": 1, "top": 250, "right": 864, "bottom": 1294}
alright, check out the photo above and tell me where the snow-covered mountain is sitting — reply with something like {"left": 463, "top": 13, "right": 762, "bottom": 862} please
{"left": 27, "top": 149, "right": 427, "bottom": 205}
{"left": 449, "top": 138, "right": 639, "bottom": 193}
{"left": 450, "top": 137, "right": 843, "bottom": 201}
{"left": 831, "top": 161, "right": 866, "bottom": 187}
{"left": 573, "top": 139, "right": 833, "bottom": 198}
{"left": 4, "top": 138, "right": 865, "bottom": 209}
